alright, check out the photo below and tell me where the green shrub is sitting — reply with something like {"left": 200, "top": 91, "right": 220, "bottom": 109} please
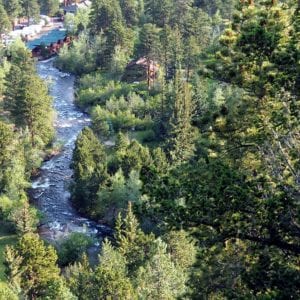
{"left": 57, "top": 233, "right": 93, "bottom": 266}
{"left": 136, "top": 129, "right": 156, "bottom": 143}
{"left": 0, "top": 282, "right": 18, "bottom": 300}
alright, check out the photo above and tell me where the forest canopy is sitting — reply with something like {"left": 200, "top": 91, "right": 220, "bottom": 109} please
{"left": 0, "top": 0, "right": 299, "bottom": 299}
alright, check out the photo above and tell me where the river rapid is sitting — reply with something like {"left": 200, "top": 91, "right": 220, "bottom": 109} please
{"left": 30, "top": 58, "right": 111, "bottom": 243}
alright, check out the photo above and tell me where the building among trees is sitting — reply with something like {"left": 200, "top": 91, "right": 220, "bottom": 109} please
{"left": 122, "top": 57, "right": 159, "bottom": 83}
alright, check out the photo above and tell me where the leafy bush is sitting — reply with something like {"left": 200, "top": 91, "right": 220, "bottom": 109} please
{"left": 0, "top": 282, "right": 18, "bottom": 300}
{"left": 57, "top": 233, "right": 93, "bottom": 266}
{"left": 76, "top": 77, "right": 147, "bottom": 109}
{"left": 55, "top": 33, "right": 104, "bottom": 75}
{"left": 134, "top": 129, "right": 156, "bottom": 143}
{"left": 95, "top": 170, "right": 142, "bottom": 225}
{"left": 91, "top": 105, "right": 154, "bottom": 135}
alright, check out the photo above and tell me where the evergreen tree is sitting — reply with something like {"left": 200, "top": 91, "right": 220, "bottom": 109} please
{"left": 116, "top": 139, "right": 151, "bottom": 176}
{"left": 163, "top": 230, "right": 197, "bottom": 269}
{"left": 5, "top": 62, "right": 54, "bottom": 147}
{"left": 0, "top": 121, "right": 27, "bottom": 199}
{"left": 38, "top": 0, "right": 59, "bottom": 16}
{"left": 22, "top": 74, "right": 54, "bottom": 147}
{"left": 22, "top": 0, "right": 40, "bottom": 24}
{"left": 0, "top": 121, "right": 14, "bottom": 194}
{"left": 93, "top": 240, "right": 136, "bottom": 299}
{"left": 65, "top": 254, "right": 94, "bottom": 300}
{"left": 183, "top": 9, "right": 212, "bottom": 81}
{"left": 166, "top": 77, "right": 195, "bottom": 165}
{"left": 169, "top": 0, "right": 193, "bottom": 32}
{"left": 3, "top": 0, "right": 21, "bottom": 29}
{"left": 115, "top": 202, "right": 156, "bottom": 273}
{"left": 115, "top": 132, "right": 130, "bottom": 152}
{"left": 159, "top": 24, "right": 185, "bottom": 80}
{"left": 135, "top": 238, "right": 187, "bottom": 299}
{"left": 72, "top": 127, "right": 107, "bottom": 213}
{"left": 4, "top": 47, "right": 34, "bottom": 126}
{"left": 139, "top": 7, "right": 299, "bottom": 284}
{"left": 5, "top": 233, "right": 68, "bottom": 299}
{"left": 137, "top": 23, "right": 161, "bottom": 89}
{"left": 0, "top": 282, "right": 18, "bottom": 300}
{"left": 0, "top": 2, "right": 11, "bottom": 34}
{"left": 120, "top": 0, "right": 140, "bottom": 26}
{"left": 89, "top": 0, "right": 123, "bottom": 34}
{"left": 10, "top": 200, "right": 38, "bottom": 235}
{"left": 4, "top": 246, "right": 23, "bottom": 294}
{"left": 88, "top": 0, "right": 133, "bottom": 68}
{"left": 144, "top": 0, "right": 172, "bottom": 27}
{"left": 4, "top": 47, "right": 54, "bottom": 147}
{"left": 151, "top": 147, "right": 169, "bottom": 173}
{"left": 105, "top": 19, "right": 134, "bottom": 68}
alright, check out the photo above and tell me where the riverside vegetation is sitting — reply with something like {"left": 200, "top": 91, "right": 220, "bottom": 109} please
{"left": 0, "top": 0, "right": 299, "bottom": 299}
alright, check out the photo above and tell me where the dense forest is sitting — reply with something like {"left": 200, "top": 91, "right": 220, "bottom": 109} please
{"left": 0, "top": 0, "right": 299, "bottom": 299}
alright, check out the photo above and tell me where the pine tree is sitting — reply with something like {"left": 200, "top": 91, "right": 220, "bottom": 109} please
{"left": 151, "top": 147, "right": 169, "bottom": 173}
{"left": 166, "top": 25, "right": 184, "bottom": 78}
{"left": 0, "top": 121, "right": 14, "bottom": 193}
{"left": 5, "top": 233, "right": 64, "bottom": 299}
{"left": 120, "top": 0, "right": 140, "bottom": 26}
{"left": 144, "top": 0, "right": 172, "bottom": 27}
{"left": 116, "top": 139, "right": 151, "bottom": 176}
{"left": 0, "top": 282, "right": 18, "bottom": 300}
{"left": 169, "top": 0, "right": 193, "bottom": 32}
{"left": 166, "top": 77, "right": 195, "bottom": 165}
{"left": 93, "top": 240, "right": 136, "bottom": 299}
{"left": 22, "top": 0, "right": 40, "bottom": 25}
{"left": 115, "top": 202, "right": 156, "bottom": 274}
{"left": 0, "top": 2, "right": 11, "bottom": 34}
{"left": 135, "top": 238, "right": 187, "bottom": 300}
{"left": 4, "top": 47, "right": 34, "bottom": 126}
{"left": 115, "top": 132, "right": 130, "bottom": 152}
{"left": 105, "top": 19, "right": 134, "bottom": 67}
{"left": 145, "top": 2, "right": 300, "bottom": 296}
{"left": 3, "top": 0, "right": 21, "bottom": 29}
{"left": 10, "top": 200, "right": 38, "bottom": 235}
{"left": 163, "top": 230, "right": 197, "bottom": 269}
{"left": 115, "top": 202, "right": 141, "bottom": 251}
{"left": 4, "top": 64, "right": 26, "bottom": 126}
{"left": 22, "top": 74, "right": 54, "bottom": 147}
{"left": 72, "top": 127, "right": 107, "bottom": 213}
{"left": 4, "top": 246, "right": 23, "bottom": 294}
{"left": 65, "top": 254, "right": 93, "bottom": 300}
{"left": 0, "top": 121, "right": 27, "bottom": 199}
{"left": 4, "top": 48, "right": 54, "bottom": 148}
{"left": 5, "top": 64, "right": 54, "bottom": 147}
{"left": 89, "top": 0, "right": 123, "bottom": 35}
{"left": 38, "top": 0, "right": 59, "bottom": 16}
{"left": 137, "top": 23, "right": 161, "bottom": 89}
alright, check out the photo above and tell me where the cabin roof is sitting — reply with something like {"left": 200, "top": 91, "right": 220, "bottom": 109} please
{"left": 126, "top": 57, "right": 159, "bottom": 71}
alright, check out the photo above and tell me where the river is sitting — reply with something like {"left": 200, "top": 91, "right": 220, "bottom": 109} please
{"left": 30, "top": 58, "right": 111, "bottom": 243}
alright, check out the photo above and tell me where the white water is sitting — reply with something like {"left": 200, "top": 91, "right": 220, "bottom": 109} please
{"left": 30, "top": 59, "right": 111, "bottom": 242}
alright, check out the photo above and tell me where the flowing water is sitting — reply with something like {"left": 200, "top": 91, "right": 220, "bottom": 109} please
{"left": 30, "top": 58, "right": 111, "bottom": 243}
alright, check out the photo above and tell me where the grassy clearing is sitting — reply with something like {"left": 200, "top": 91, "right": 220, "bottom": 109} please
{"left": 0, "top": 226, "right": 17, "bottom": 282}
